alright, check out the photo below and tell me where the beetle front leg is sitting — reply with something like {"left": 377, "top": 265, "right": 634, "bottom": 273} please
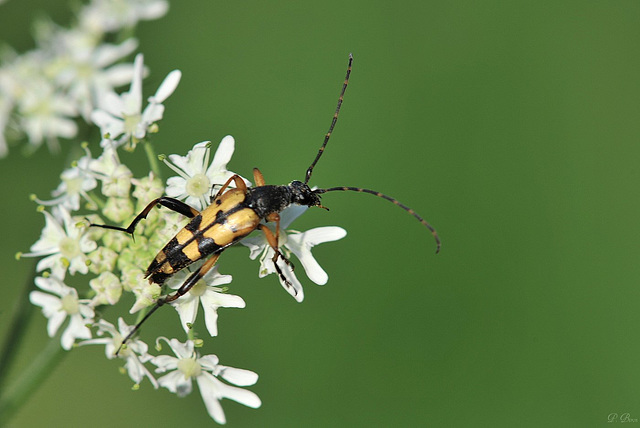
{"left": 262, "top": 213, "right": 295, "bottom": 271}
{"left": 258, "top": 223, "right": 297, "bottom": 296}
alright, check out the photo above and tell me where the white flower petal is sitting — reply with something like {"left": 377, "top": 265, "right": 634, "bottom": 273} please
{"left": 47, "top": 311, "right": 67, "bottom": 337}
{"left": 152, "top": 70, "right": 181, "bottom": 103}
{"left": 152, "top": 355, "right": 179, "bottom": 372}
{"left": 240, "top": 235, "right": 267, "bottom": 260}
{"left": 158, "top": 370, "right": 192, "bottom": 397}
{"left": 217, "top": 366, "right": 259, "bottom": 387}
{"left": 61, "top": 314, "right": 92, "bottom": 350}
{"left": 287, "top": 226, "right": 347, "bottom": 285}
{"left": 196, "top": 373, "right": 228, "bottom": 424}
{"left": 29, "top": 290, "right": 60, "bottom": 310}
{"left": 279, "top": 205, "right": 308, "bottom": 229}
{"left": 128, "top": 54, "right": 144, "bottom": 113}
{"left": 301, "top": 226, "right": 347, "bottom": 244}
{"left": 197, "top": 372, "right": 261, "bottom": 423}
{"left": 198, "top": 354, "right": 220, "bottom": 370}
{"left": 276, "top": 257, "right": 304, "bottom": 302}
{"left": 172, "top": 294, "right": 199, "bottom": 333}
{"left": 207, "top": 135, "right": 235, "bottom": 176}
{"left": 34, "top": 276, "right": 66, "bottom": 295}
{"left": 141, "top": 102, "right": 164, "bottom": 124}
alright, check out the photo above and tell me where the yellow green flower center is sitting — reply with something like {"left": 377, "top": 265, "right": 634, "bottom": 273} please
{"left": 189, "top": 280, "right": 207, "bottom": 297}
{"left": 59, "top": 236, "right": 80, "bottom": 259}
{"left": 178, "top": 357, "right": 202, "bottom": 379}
{"left": 186, "top": 173, "right": 211, "bottom": 198}
{"left": 61, "top": 293, "right": 79, "bottom": 315}
{"left": 123, "top": 113, "right": 141, "bottom": 134}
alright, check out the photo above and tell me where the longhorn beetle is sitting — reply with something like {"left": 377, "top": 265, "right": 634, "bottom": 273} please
{"left": 92, "top": 54, "right": 440, "bottom": 355}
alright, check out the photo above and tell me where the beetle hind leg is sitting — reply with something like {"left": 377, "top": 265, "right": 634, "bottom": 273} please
{"left": 114, "top": 253, "right": 221, "bottom": 356}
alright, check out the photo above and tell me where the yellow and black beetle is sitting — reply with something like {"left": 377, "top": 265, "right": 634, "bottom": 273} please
{"left": 92, "top": 54, "right": 440, "bottom": 354}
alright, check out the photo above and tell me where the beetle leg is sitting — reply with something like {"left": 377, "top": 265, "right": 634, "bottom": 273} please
{"left": 165, "top": 253, "right": 221, "bottom": 301}
{"left": 212, "top": 174, "right": 248, "bottom": 200}
{"left": 264, "top": 213, "right": 295, "bottom": 271}
{"left": 115, "top": 253, "right": 221, "bottom": 356}
{"left": 90, "top": 197, "right": 200, "bottom": 236}
{"left": 258, "top": 223, "right": 296, "bottom": 293}
{"left": 253, "top": 167, "right": 265, "bottom": 187}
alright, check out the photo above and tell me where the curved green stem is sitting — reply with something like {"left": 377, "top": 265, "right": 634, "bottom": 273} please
{"left": 0, "top": 332, "right": 66, "bottom": 426}
{"left": 0, "top": 260, "right": 37, "bottom": 393}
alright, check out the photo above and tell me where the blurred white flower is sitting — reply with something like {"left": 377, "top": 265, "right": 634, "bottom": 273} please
{"left": 34, "top": 146, "right": 98, "bottom": 211}
{"left": 54, "top": 37, "right": 139, "bottom": 121}
{"left": 79, "top": 0, "right": 169, "bottom": 34}
{"left": 91, "top": 53, "right": 181, "bottom": 149}
{"left": 16, "top": 78, "right": 78, "bottom": 153}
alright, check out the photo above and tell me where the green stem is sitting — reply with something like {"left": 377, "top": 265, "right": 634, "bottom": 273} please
{"left": 0, "top": 260, "right": 37, "bottom": 394}
{"left": 143, "top": 140, "right": 162, "bottom": 179}
{"left": 0, "top": 333, "right": 66, "bottom": 426}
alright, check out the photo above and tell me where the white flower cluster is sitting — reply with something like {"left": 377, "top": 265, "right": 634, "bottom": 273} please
{"left": 23, "top": 135, "right": 346, "bottom": 424}
{"left": 0, "top": 0, "right": 169, "bottom": 157}
{"left": 8, "top": 4, "right": 347, "bottom": 420}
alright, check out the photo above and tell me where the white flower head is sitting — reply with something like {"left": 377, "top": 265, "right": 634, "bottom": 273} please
{"left": 80, "top": 318, "right": 158, "bottom": 388}
{"left": 29, "top": 276, "right": 94, "bottom": 350}
{"left": 79, "top": 0, "right": 169, "bottom": 34}
{"left": 241, "top": 204, "right": 347, "bottom": 302}
{"left": 89, "top": 144, "right": 133, "bottom": 198}
{"left": 167, "top": 264, "right": 244, "bottom": 337}
{"left": 0, "top": 96, "right": 12, "bottom": 158}
{"left": 152, "top": 338, "right": 261, "bottom": 424}
{"left": 16, "top": 78, "right": 78, "bottom": 153}
{"left": 23, "top": 206, "right": 97, "bottom": 277}
{"left": 163, "top": 136, "right": 250, "bottom": 211}
{"left": 91, "top": 53, "right": 181, "bottom": 149}
{"left": 34, "top": 145, "right": 98, "bottom": 211}
{"left": 54, "top": 37, "right": 139, "bottom": 121}
{"left": 89, "top": 270, "right": 123, "bottom": 305}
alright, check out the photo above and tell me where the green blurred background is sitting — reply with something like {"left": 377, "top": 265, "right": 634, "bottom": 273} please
{"left": 1, "top": 1, "right": 640, "bottom": 426}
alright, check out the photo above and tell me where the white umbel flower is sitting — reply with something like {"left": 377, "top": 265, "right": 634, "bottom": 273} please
{"left": 163, "top": 136, "right": 249, "bottom": 211}
{"left": 152, "top": 338, "right": 261, "bottom": 424}
{"left": 34, "top": 146, "right": 98, "bottom": 211}
{"left": 242, "top": 205, "right": 346, "bottom": 302}
{"left": 167, "top": 265, "right": 244, "bottom": 337}
{"left": 79, "top": 0, "right": 169, "bottom": 34}
{"left": 23, "top": 207, "right": 97, "bottom": 277}
{"left": 80, "top": 318, "right": 158, "bottom": 388}
{"left": 29, "top": 276, "right": 94, "bottom": 350}
{"left": 91, "top": 53, "right": 181, "bottom": 148}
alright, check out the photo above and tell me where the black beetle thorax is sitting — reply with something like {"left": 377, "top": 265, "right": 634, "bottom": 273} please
{"left": 245, "top": 185, "right": 294, "bottom": 218}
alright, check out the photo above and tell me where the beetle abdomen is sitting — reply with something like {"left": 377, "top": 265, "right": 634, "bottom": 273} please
{"left": 145, "top": 188, "right": 261, "bottom": 285}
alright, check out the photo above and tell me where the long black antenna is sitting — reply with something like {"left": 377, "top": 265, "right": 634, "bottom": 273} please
{"left": 305, "top": 53, "right": 353, "bottom": 185}
{"left": 316, "top": 186, "right": 441, "bottom": 253}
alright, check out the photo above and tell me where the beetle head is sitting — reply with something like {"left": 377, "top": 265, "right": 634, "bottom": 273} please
{"left": 289, "top": 180, "right": 324, "bottom": 208}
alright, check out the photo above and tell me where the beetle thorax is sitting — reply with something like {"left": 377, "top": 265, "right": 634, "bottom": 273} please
{"left": 245, "top": 185, "right": 294, "bottom": 218}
